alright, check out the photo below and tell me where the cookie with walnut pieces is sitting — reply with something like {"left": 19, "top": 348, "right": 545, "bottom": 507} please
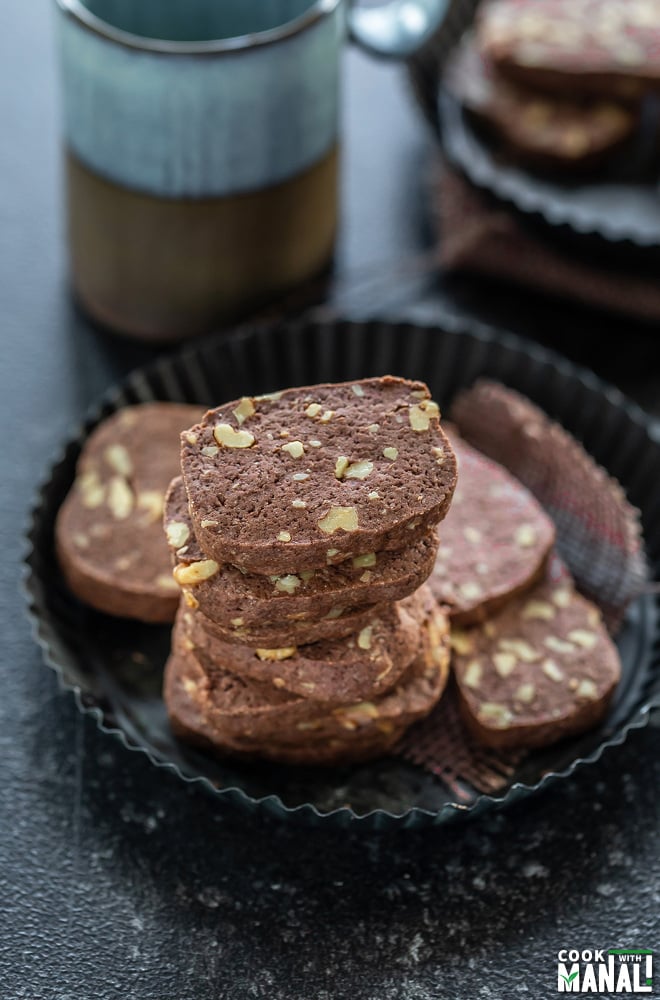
{"left": 173, "top": 588, "right": 425, "bottom": 703}
{"left": 56, "top": 403, "right": 204, "bottom": 622}
{"left": 478, "top": 0, "right": 660, "bottom": 100}
{"left": 452, "top": 558, "right": 621, "bottom": 750}
{"left": 164, "top": 476, "right": 439, "bottom": 642}
{"left": 179, "top": 377, "right": 457, "bottom": 575}
{"left": 446, "top": 35, "right": 637, "bottom": 171}
{"left": 164, "top": 586, "right": 451, "bottom": 766}
{"left": 429, "top": 428, "right": 555, "bottom": 625}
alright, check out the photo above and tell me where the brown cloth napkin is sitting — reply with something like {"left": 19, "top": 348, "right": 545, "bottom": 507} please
{"left": 396, "top": 380, "right": 647, "bottom": 794}
{"left": 436, "top": 165, "right": 660, "bottom": 322}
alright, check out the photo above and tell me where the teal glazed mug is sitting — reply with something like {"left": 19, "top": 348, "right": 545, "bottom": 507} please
{"left": 55, "top": 0, "right": 449, "bottom": 341}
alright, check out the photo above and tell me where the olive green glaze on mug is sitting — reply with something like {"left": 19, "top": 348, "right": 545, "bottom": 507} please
{"left": 67, "top": 146, "right": 338, "bottom": 340}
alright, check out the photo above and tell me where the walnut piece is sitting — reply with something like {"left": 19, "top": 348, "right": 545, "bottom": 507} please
{"left": 493, "top": 652, "right": 517, "bottom": 677}
{"left": 515, "top": 524, "right": 537, "bottom": 547}
{"left": 273, "top": 574, "right": 301, "bottom": 594}
{"left": 409, "top": 400, "right": 439, "bottom": 431}
{"left": 344, "top": 460, "right": 374, "bottom": 480}
{"left": 232, "top": 397, "right": 255, "bottom": 425}
{"left": 522, "top": 600, "right": 556, "bottom": 621}
{"left": 104, "top": 443, "right": 133, "bottom": 477}
{"left": 166, "top": 521, "right": 190, "bottom": 548}
{"left": 173, "top": 560, "right": 220, "bottom": 585}
{"left": 282, "top": 440, "right": 305, "bottom": 459}
{"left": 213, "top": 423, "right": 255, "bottom": 448}
{"left": 463, "top": 660, "right": 482, "bottom": 689}
{"left": 357, "top": 626, "right": 373, "bottom": 650}
{"left": 107, "top": 476, "right": 134, "bottom": 520}
{"left": 137, "top": 490, "right": 164, "bottom": 523}
{"left": 352, "top": 552, "right": 376, "bottom": 568}
{"left": 318, "top": 506, "right": 359, "bottom": 534}
{"left": 450, "top": 630, "right": 473, "bottom": 655}
{"left": 255, "top": 647, "right": 297, "bottom": 661}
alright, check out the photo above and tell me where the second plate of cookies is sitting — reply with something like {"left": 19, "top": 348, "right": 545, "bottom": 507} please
{"left": 439, "top": 0, "right": 660, "bottom": 247}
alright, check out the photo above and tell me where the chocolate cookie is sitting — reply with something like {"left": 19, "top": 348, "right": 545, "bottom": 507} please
{"left": 452, "top": 560, "right": 621, "bottom": 750}
{"left": 429, "top": 428, "right": 555, "bottom": 625}
{"left": 56, "top": 403, "right": 204, "bottom": 622}
{"left": 165, "top": 476, "right": 439, "bottom": 639}
{"left": 219, "top": 605, "right": 451, "bottom": 761}
{"left": 175, "top": 590, "right": 423, "bottom": 703}
{"left": 478, "top": 0, "right": 660, "bottom": 100}
{"left": 446, "top": 35, "right": 636, "bottom": 170}
{"left": 192, "top": 602, "right": 391, "bottom": 648}
{"left": 165, "top": 638, "right": 405, "bottom": 766}
{"left": 179, "top": 377, "right": 456, "bottom": 575}
{"left": 164, "top": 588, "right": 450, "bottom": 765}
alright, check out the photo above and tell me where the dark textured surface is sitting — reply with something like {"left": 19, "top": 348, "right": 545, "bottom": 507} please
{"left": 2, "top": 4, "right": 660, "bottom": 998}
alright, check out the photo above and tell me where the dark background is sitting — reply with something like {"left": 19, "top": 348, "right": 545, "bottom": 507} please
{"left": 1, "top": 5, "right": 659, "bottom": 998}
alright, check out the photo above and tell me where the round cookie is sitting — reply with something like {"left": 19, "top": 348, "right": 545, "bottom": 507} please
{"left": 179, "top": 377, "right": 456, "bottom": 575}
{"left": 451, "top": 560, "right": 621, "bottom": 750}
{"left": 165, "top": 626, "right": 307, "bottom": 739}
{"left": 213, "top": 610, "right": 451, "bottom": 763}
{"left": 56, "top": 403, "right": 204, "bottom": 622}
{"left": 165, "top": 476, "right": 439, "bottom": 639}
{"left": 446, "top": 35, "right": 636, "bottom": 170}
{"left": 429, "top": 428, "right": 555, "bottom": 625}
{"left": 175, "top": 590, "right": 423, "bottom": 703}
{"left": 165, "top": 638, "right": 406, "bottom": 766}
{"left": 192, "top": 602, "right": 391, "bottom": 649}
{"left": 164, "top": 589, "right": 450, "bottom": 766}
{"left": 478, "top": 0, "right": 660, "bottom": 100}
{"left": 274, "top": 587, "right": 450, "bottom": 743}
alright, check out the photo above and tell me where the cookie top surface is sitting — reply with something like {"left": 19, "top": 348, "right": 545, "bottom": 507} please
{"left": 165, "top": 476, "right": 439, "bottom": 626}
{"left": 56, "top": 403, "right": 204, "bottom": 616}
{"left": 429, "top": 429, "right": 555, "bottom": 623}
{"left": 478, "top": 0, "right": 660, "bottom": 96}
{"left": 446, "top": 36, "right": 635, "bottom": 165}
{"left": 180, "top": 377, "right": 456, "bottom": 574}
{"left": 452, "top": 558, "right": 621, "bottom": 748}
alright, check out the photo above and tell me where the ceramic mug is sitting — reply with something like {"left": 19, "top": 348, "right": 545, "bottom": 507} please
{"left": 55, "top": 0, "right": 449, "bottom": 341}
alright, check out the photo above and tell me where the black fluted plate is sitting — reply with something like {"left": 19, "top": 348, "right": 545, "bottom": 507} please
{"left": 439, "top": 88, "right": 660, "bottom": 250}
{"left": 24, "top": 317, "right": 660, "bottom": 831}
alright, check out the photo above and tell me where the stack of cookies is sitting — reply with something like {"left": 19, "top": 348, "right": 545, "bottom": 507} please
{"left": 444, "top": 0, "right": 660, "bottom": 173}
{"left": 54, "top": 380, "right": 624, "bottom": 767}
{"left": 163, "top": 377, "right": 458, "bottom": 765}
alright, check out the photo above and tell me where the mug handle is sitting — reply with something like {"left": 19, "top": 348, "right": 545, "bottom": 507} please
{"left": 348, "top": 0, "right": 449, "bottom": 58}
